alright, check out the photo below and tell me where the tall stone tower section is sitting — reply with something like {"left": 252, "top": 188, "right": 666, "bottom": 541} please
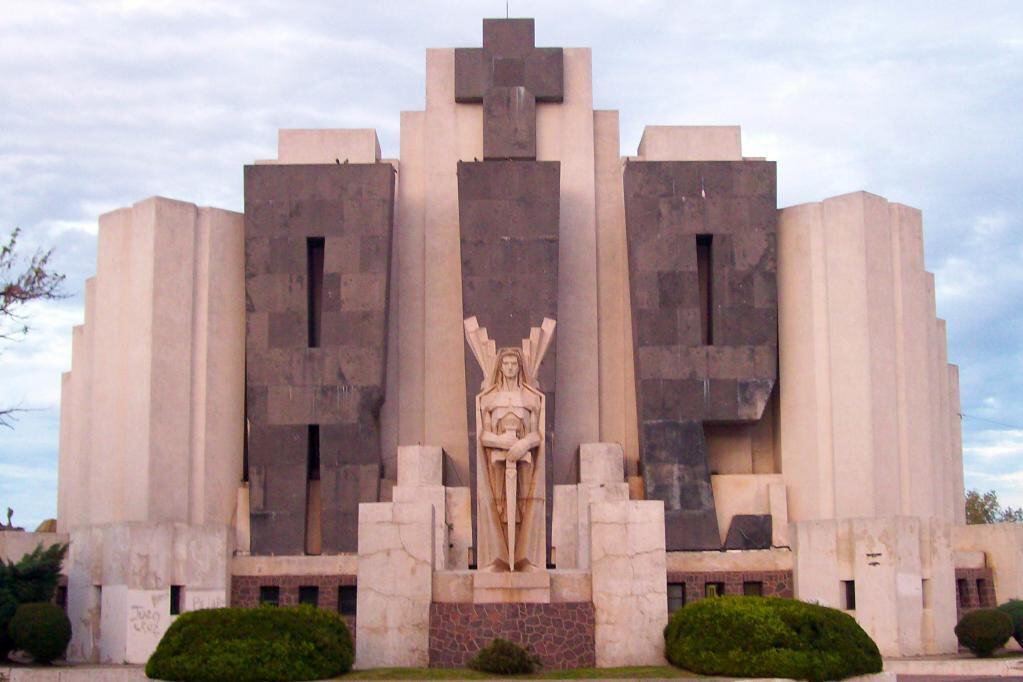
{"left": 455, "top": 19, "right": 563, "bottom": 558}
{"left": 243, "top": 162, "right": 395, "bottom": 555}
{"left": 625, "top": 159, "right": 778, "bottom": 550}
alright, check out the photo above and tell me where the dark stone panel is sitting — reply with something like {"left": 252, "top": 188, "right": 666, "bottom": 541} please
{"left": 429, "top": 602, "right": 594, "bottom": 669}
{"left": 244, "top": 163, "right": 394, "bottom": 556}
{"left": 625, "top": 160, "right": 778, "bottom": 551}
{"left": 458, "top": 159, "right": 560, "bottom": 564}
{"left": 723, "top": 514, "right": 773, "bottom": 550}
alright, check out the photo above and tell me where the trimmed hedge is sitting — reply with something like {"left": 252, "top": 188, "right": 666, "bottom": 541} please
{"left": 664, "top": 596, "right": 882, "bottom": 681}
{"left": 468, "top": 637, "right": 541, "bottom": 675}
{"left": 955, "top": 608, "right": 1012, "bottom": 657}
{"left": 8, "top": 602, "right": 71, "bottom": 663}
{"left": 997, "top": 599, "right": 1023, "bottom": 648}
{"left": 145, "top": 605, "right": 353, "bottom": 681}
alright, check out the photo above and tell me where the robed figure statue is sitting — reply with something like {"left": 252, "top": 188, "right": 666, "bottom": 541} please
{"left": 464, "top": 316, "right": 555, "bottom": 572}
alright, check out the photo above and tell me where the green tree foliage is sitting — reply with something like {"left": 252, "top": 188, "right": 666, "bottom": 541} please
{"left": 955, "top": 608, "right": 1013, "bottom": 657}
{"left": 1, "top": 227, "right": 66, "bottom": 428}
{"left": 0, "top": 542, "right": 67, "bottom": 661}
{"left": 965, "top": 489, "right": 1023, "bottom": 525}
{"left": 9, "top": 602, "right": 72, "bottom": 663}
{"left": 145, "top": 605, "right": 354, "bottom": 682}
{"left": 664, "top": 596, "right": 882, "bottom": 681}
{"left": 997, "top": 600, "right": 1023, "bottom": 648}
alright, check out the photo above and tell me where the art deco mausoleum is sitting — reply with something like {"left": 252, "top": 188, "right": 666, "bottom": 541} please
{"left": 48, "top": 18, "right": 1022, "bottom": 667}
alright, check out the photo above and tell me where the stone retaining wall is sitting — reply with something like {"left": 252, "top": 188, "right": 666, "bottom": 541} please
{"left": 429, "top": 602, "right": 594, "bottom": 669}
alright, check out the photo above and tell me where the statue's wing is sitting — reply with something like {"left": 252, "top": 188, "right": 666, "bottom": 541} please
{"left": 464, "top": 316, "right": 497, "bottom": 390}
{"left": 523, "top": 317, "right": 556, "bottom": 388}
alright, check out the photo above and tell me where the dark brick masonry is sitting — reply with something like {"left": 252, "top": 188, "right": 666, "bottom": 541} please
{"left": 429, "top": 602, "right": 595, "bottom": 669}
{"left": 667, "top": 570, "right": 794, "bottom": 604}
{"left": 955, "top": 567, "right": 996, "bottom": 621}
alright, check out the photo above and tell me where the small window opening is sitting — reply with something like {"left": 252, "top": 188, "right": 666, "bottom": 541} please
{"left": 307, "top": 237, "right": 325, "bottom": 348}
{"left": 307, "top": 425, "right": 320, "bottom": 481}
{"left": 696, "top": 234, "right": 713, "bottom": 345}
{"left": 842, "top": 580, "right": 856, "bottom": 610}
{"left": 259, "top": 586, "right": 280, "bottom": 607}
{"left": 956, "top": 578, "right": 969, "bottom": 608}
{"left": 705, "top": 582, "right": 724, "bottom": 598}
{"left": 299, "top": 586, "right": 319, "bottom": 607}
{"left": 170, "top": 585, "right": 183, "bottom": 615}
{"left": 921, "top": 579, "right": 931, "bottom": 609}
{"left": 338, "top": 586, "right": 357, "bottom": 616}
{"left": 977, "top": 578, "right": 991, "bottom": 607}
{"left": 743, "top": 581, "right": 763, "bottom": 597}
{"left": 668, "top": 583, "right": 686, "bottom": 612}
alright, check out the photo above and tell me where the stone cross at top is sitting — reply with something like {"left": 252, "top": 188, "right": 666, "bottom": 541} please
{"left": 455, "top": 18, "right": 564, "bottom": 160}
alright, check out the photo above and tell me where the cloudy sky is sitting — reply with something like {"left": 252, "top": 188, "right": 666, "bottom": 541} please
{"left": 0, "top": 1, "right": 1020, "bottom": 528}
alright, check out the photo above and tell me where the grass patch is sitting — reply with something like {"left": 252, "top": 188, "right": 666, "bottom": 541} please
{"left": 342, "top": 666, "right": 699, "bottom": 679}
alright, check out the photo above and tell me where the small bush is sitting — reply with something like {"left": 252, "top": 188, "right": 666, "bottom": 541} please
{"left": 8, "top": 602, "right": 71, "bottom": 663}
{"left": 468, "top": 637, "right": 541, "bottom": 675}
{"left": 145, "top": 605, "right": 353, "bottom": 681}
{"left": 997, "top": 599, "right": 1023, "bottom": 648}
{"left": 955, "top": 608, "right": 1012, "bottom": 657}
{"left": 664, "top": 596, "right": 882, "bottom": 681}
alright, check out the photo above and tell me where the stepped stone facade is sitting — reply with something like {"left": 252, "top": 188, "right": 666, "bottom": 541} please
{"left": 42, "top": 15, "right": 1018, "bottom": 669}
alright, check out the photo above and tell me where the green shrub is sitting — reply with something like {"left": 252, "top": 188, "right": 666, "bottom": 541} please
{"left": 997, "top": 599, "right": 1023, "bottom": 648}
{"left": 0, "top": 543, "right": 67, "bottom": 661}
{"left": 664, "top": 596, "right": 882, "bottom": 681}
{"left": 468, "top": 637, "right": 541, "bottom": 675}
{"left": 145, "top": 605, "right": 353, "bottom": 681}
{"left": 8, "top": 602, "right": 71, "bottom": 663}
{"left": 955, "top": 608, "right": 1012, "bottom": 657}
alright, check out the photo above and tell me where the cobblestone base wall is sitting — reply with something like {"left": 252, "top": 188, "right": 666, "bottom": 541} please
{"left": 429, "top": 602, "right": 595, "bottom": 669}
{"left": 230, "top": 574, "right": 357, "bottom": 635}
{"left": 666, "top": 569, "right": 793, "bottom": 603}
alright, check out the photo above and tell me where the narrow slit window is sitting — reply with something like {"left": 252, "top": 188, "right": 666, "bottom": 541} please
{"left": 170, "top": 585, "right": 182, "bottom": 615}
{"left": 842, "top": 580, "right": 856, "bottom": 610}
{"left": 307, "top": 425, "right": 320, "bottom": 481}
{"left": 743, "top": 581, "right": 763, "bottom": 597}
{"left": 259, "top": 586, "right": 280, "bottom": 607}
{"left": 299, "top": 586, "right": 319, "bottom": 607}
{"left": 696, "top": 234, "right": 713, "bottom": 345}
{"left": 305, "top": 425, "right": 322, "bottom": 555}
{"left": 956, "top": 578, "right": 969, "bottom": 607}
{"left": 667, "top": 582, "right": 686, "bottom": 612}
{"left": 307, "top": 237, "right": 325, "bottom": 348}
{"left": 338, "top": 586, "right": 357, "bottom": 616}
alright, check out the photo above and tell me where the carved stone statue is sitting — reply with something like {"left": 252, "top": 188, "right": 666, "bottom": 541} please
{"left": 465, "top": 316, "right": 555, "bottom": 572}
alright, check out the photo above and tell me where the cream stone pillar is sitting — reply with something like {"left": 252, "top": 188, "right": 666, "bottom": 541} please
{"left": 921, "top": 518, "right": 958, "bottom": 654}
{"left": 419, "top": 48, "right": 482, "bottom": 486}
{"left": 594, "top": 110, "right": 640, "bottom": 475}
{"left": 791, "top": 520, "right": 842, "bottom": 609}
{"left": 356, "top": 502, "right": 435, "bottom": 669}
{"left": 552, "top": 443, "right": 630, "bottom": 569}
{"left": 590, "top": 500, "right": 667, "bottom": 667}
{"left": 537, "top": 47, "right": 601, "bottom": 482}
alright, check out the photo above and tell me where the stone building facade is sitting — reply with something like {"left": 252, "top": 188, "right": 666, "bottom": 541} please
{"left": 50, "top": 16, "right": 1021, "bottom": 667}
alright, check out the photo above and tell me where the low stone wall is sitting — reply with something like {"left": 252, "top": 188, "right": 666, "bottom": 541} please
{"left": 429, "top": 602, "right": 594, "bottom": 669}
{"left": 666, "top": 569, "right": 793, "bottom": 603}
{"left": 955, "top": 566, "right": 996, "bottom": 620}
{"left": 230, "top": 573, "right": 356, "bottom": 608}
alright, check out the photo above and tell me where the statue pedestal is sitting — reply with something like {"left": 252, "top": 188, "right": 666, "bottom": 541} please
{"left": 473, "top": 569, "right": 551, "bottom": 603}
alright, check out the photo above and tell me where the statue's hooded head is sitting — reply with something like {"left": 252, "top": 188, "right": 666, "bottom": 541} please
{"left": 490, "top": 347, "right": 530, "bottom": 390}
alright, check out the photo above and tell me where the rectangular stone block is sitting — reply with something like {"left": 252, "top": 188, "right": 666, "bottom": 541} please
{"left": 590, "top": 500, "right": 668, "bottom": 667}
{"left": 445, "top": 487, "right": 472, "bottom": 570}
{"left": 397, "top": 445, "right": 443, "bottom": 487}
{"left": 393, "top": 484, "right": 446, "bottom": 570}
{"left": 579, "top": 442, "right": 626, "bottom": 484}
{"left": 473, "top": 569, "right": 551, "bottom": 603}
{"left": 356, "top": 502, "right": 434, "bottom": 668}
